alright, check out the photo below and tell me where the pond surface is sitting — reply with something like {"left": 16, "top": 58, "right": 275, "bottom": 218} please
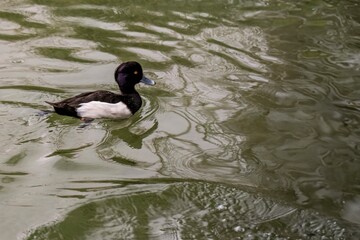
{"left": 0, "top": 0, "right": 359, "bottom": 239}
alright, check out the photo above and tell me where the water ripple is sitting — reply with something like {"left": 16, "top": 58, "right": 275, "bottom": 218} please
{"left": 25, "top": 182, "right": 356, "bottom": 240}
{"left": 0, "top": 0, "right": 359, "bottom": 238}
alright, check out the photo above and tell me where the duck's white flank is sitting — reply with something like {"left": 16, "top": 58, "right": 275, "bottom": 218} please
{"left": 76, "top": 101, "right": 132, "bottom": 119}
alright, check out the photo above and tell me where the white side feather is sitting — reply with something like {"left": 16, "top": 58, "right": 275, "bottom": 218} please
{"left": 76, "top": 101, "right": 132, "bottom": 119}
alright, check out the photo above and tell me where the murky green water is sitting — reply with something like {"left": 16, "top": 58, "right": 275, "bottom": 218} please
{"left": 0, "top": 0, "right": 359, "bottom": 239}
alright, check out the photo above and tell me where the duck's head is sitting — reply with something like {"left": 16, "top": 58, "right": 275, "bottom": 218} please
{"left": 114, "top": 61, "right": 155, "bottom": 93}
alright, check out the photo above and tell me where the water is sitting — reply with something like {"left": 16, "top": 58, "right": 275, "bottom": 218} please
{"left": 0, "top": 0, "right": 359, "bottom": 239}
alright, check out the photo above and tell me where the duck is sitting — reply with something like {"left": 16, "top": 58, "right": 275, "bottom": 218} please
{"left": 46, "top": 61, "right": 155, "bottom": 121}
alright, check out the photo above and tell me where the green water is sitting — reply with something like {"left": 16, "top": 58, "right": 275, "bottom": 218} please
{"left": 0, "top": 0, "right": 359, "bottom": 239}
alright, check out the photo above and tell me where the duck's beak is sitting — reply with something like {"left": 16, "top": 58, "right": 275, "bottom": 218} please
{"left": 140, "top": 76, "right": 156, "bottom": 86}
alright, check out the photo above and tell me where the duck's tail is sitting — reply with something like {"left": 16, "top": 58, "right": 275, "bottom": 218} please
{"left": 45, "top": 101, "right": 56, "bottom": 106}
{"left": 39, "top": 101, "right": 56, "bottom": 116}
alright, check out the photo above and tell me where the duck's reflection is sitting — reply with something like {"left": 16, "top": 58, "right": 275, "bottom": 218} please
{"left": 110, "top": 119, "right": 158, "bottom": 149}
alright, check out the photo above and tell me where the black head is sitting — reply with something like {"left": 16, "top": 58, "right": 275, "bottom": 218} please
{"left": 114, "top": 61, "right": 155, "bottom": 94}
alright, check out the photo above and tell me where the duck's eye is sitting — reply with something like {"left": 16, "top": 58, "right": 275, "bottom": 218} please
{"left": 134, "top": 71, "right": 138, "bottom": 75}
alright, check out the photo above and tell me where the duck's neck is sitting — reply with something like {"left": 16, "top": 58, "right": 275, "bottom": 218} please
{"left": 119, "top": 85, "right": 136, "bottom": 94}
